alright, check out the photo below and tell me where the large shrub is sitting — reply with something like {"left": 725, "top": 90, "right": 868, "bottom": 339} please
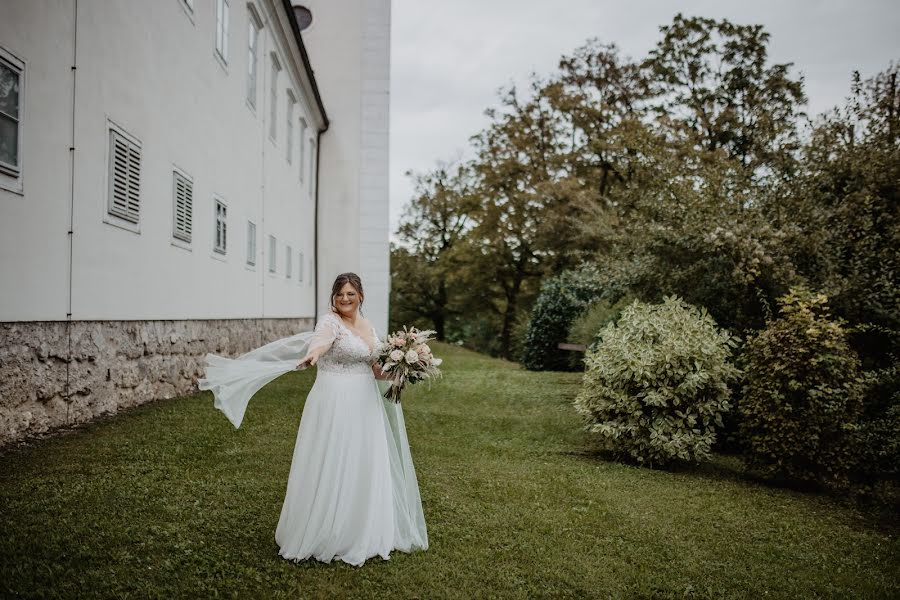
{"left": 739, "top": 288, "right": 865, "bottom": 489}
{"left": 521, "top": 266, "right": 606, "bottom": 371}
{"left": 574, "top": 296, "right": 741, "bottom": 467}
{"left": 847, "top": 363, "right": 900, "bottom": 507}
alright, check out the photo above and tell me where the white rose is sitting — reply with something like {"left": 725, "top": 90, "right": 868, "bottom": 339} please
{"left": 389, "top": 349, "right": 404, "bottom": 362}
{"left": 404, "top": 349, "right": 420, "bottom": 364}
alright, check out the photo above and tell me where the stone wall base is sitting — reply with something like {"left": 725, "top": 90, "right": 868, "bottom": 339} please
{"left": 0, "top": 318, "right": 313, "bottom": 447}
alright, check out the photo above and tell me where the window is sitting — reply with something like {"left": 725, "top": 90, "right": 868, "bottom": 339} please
{"left": 246, "top": 8, "right": 261, "bottom": 108}
{"left": 0, "top": 50, "right": 23, "bottom": 178}
{"left": 215, "top": 0, "right": 230, "bottom": 64}
{"left": 286, "top": 91, "right": 295, "bottom": 163}
{"left": 172, "top": 170, "right": 193, "bottom": 242}
{"left": 247, "top": 221, "right": 256, "bottom": 265}
{"left": 268, "top": 234, "right": 276, "bottom": 273}
{"left": 286, "top": 245, "right": 292, "bottom": 278}
{"left": 308, "top": 139, "right": 316, "bottom": 194}
{"left": 107, "top": 127, "right": 142, "bottom": 224}
{"left": 298, "top": 118, "right": 307, "bottom": 181}
{"left": 269, "top": 53, "right": 281, "bottom": 141}
{"left": 298, "top": 251, "right": 304, "bottom": 282}
{"left": 214, "top": 198, "right": 227, "bottom": 254}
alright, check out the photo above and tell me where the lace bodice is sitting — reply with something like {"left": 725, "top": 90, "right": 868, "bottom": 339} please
{"left": 314, "top": 313, "right": 380, "bottom": 375}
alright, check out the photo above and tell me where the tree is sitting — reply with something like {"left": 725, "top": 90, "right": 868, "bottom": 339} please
{"left": 391, "top": 163, "right": 476, "bottom": 340}
{"left": 645, "top": 14, "right": 806, "bottom": 174}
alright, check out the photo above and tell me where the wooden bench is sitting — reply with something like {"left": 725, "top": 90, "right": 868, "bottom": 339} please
{"left": 557, "top": 342, "right": 587, "bottom": 352}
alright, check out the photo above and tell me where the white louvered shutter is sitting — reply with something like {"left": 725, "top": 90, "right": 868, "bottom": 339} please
{"left": 173, "top": 172, "right": 193, "bottom": 242}
{"left": 109, "top": 130, "right": 141, "bottom": 223}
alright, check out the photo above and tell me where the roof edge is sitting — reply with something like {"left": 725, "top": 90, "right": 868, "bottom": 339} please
{"left": 282, "top": 0, "right": 329, "bottom": 131}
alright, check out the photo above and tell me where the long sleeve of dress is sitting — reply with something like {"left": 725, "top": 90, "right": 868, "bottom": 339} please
{"left": 198, "top": 318, "right": 331, "bottom": 428}
{"left": 307, "top": 313, "right": 340, "bottom": 357}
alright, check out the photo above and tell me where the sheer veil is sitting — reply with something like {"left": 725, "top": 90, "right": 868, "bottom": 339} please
{"left": 198, "top": 326, "right": 333, "bottom": 428}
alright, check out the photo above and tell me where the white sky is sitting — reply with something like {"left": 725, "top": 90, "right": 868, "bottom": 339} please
{"left": 388, "top": 0, "right": 900, "bottom": 232}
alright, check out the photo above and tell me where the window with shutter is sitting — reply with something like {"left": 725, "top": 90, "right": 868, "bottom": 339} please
{"left": 286, "top": 245, "right": 292, "bottom": 278}
{"left": 298, "top": 251, "right": 304, "bottom": 283}
{"left": 107, "top": 129, "right": 142, "bottom": 224}
{"left": 172, "top": 170, "right": 193, "bottom": 242}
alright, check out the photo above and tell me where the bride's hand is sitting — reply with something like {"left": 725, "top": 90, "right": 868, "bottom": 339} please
{"left": 296, "top": 354, "right": 317, "bottom": 370}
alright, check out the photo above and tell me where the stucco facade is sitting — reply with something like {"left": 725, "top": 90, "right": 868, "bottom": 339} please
{"left": 0, "top": 0, "right": 391, "bottom": 445}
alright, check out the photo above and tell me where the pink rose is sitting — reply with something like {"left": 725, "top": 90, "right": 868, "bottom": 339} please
{"left": 389, "top": 349, "right": 404, "bottom": 362}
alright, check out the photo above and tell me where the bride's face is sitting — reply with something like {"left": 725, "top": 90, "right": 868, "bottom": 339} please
{"left": 334, "top": 282, "right": 362, "bottom": 317}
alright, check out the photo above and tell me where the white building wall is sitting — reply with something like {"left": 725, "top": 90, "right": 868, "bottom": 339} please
{"left": 0, "top": 1, "right": 74, "bottom": 321}
{"left": 299, "top": 0, "right": 391, "bottom": 333}
{"left": 1, "top": 0, "right": 324, "bottom": 322}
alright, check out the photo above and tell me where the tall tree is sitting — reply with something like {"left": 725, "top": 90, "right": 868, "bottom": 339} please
{"left": 646, "top": 14, "right": 806, "bottom": 174}
{"left": 391, "top": 163, "right": 475, "bottom": 340}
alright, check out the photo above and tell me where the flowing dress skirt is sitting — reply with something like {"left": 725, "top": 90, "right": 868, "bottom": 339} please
{"left": 275, "top": 370, "right": 428, "bottom": 566}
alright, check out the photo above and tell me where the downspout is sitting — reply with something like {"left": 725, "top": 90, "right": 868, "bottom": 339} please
{"left": 283, "top": 0, "right": 329, "bottom": 322}
{"left": 65, "top": 0, "right": 79, "bottom": 424}
{"left": 314, "top": 123, "right": 326, "bottom": 318}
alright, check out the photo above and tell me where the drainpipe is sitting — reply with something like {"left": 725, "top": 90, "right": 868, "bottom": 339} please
{"left": 314, "top": 123, "right": 326, "bottom": 319}
{"left": 65, "top": 0, "right": 79, "bottom": 424}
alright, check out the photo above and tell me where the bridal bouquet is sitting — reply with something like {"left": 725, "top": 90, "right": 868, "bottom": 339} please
{"left": 377, "top": 326, "right": 443, "bottom": 402}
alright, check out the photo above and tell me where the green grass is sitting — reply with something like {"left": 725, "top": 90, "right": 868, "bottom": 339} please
{"left": 1, "top": 343, "right": 897, "bottom": 599}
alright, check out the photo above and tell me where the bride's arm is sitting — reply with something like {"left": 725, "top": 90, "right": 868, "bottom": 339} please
{"left": 296, "top": 314, "right": 339, "bottom": 369}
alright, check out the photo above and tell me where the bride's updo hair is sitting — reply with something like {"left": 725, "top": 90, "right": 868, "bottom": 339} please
{"left": 329, "top": 272, "right": 365, "bottom": 313}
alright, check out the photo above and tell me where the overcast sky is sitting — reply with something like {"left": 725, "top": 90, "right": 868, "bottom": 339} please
{"left": 388, "top": 0, "right": 900, "bottom": 231}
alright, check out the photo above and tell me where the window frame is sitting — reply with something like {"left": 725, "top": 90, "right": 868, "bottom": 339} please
{"left": 172, "top": 167, "right": 194, "bottom": 244}
{"left": 298, "top": 117, "right": 307, "bottom": 182}
{"left": 308, "top": 138, "right": 316, "bottom": 195}
{"left": 0, "top": 47, "right": 24, "bottom": 188}
{"left": 268, "top": 53, "right": 281, "bottom": 142}
{"left": 286, "top": 90, "right": 295, "bottom": 163}
{"left": 103, "top": 121, "right": 142, "bottom": 233}
{"left": 285, "top": 244, "right": 292, "bottom": 278}
{"left": 267, "top": 234, "right": 277, "bottom": 273}
{"left": 246, "top": 220, "right": 257, "bottom": 266}
{"left": 246, "top": 6, "right": 262, "bottom": 110}
{"left": 215, "top": 0, "right": 230, "bottom": 66}
{"left": 213, "top": 196, "right": 228, "bottom": 255}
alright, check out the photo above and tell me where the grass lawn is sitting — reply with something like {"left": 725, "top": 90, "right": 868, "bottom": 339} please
{"left": 1, "top": 343, "right": 897, "bottom": 599}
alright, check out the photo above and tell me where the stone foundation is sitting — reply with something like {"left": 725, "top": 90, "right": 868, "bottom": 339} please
{"left": 0, "top": 318, "right": 313, "bottom": 447}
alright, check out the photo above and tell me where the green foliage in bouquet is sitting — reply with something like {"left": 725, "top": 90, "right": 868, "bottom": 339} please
{"left": 521, "top": 266, "right": 609, "bottom": 371}
{"left": 739, "top": 288, "right": 865, "bottom": 489}
{"left": 574, "top": 296, "right": 741, "bottom": 467}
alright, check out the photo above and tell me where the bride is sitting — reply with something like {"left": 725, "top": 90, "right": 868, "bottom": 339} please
{"left": 198, "top": 272, "right": 428, "bottom": 566}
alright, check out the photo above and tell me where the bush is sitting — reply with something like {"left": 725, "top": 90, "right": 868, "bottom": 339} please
{"left": 568, "top": 297, "right": 633, "bottom": 344}
{"left": 850, "top": 363, "right": 900, "bottom": 507}
{"left": 739, "top": 288, "right": 865, "bottom": 490}
{"left": 521, "top": 266, "right": 606, "bottom": 371}
{"left": 574, "top": 296, "right": 741, "bottom": 467}
{"left": 566, "top": 296, "right": 634, "bottom": 370}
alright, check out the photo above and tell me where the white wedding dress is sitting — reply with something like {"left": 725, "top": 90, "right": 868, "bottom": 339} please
{"left": 198, "top": 312, "right": 428, "bottom": 566}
